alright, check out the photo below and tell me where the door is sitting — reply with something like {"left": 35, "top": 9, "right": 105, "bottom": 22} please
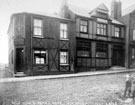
{"left": 112, "top": 49, "right": 124, "bottom": 66}
{"left": 16, "top": 48, "right": 24, "bottom": 72}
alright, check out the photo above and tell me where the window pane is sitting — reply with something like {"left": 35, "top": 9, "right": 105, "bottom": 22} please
{"left": 97, "top": 23, "right": 106, "bottom": 35}
{"left": 34, "top": 19, "right": 42, "bottom": 36}
{"left": 41, "top": 58, "right": 44, "bottom": 64}
{"left": 36, "top": 57, "right": 40, "bottom": 64}
{"left": 133, "top": 30, "right": 135, "bottom": 40}
{"left": 60, "top": 23, "right": 68, "bottom": 39}
{"left": 60, "top": 52, "right": 68, "bottom": 64}
{"left": 80, "top": 20, "right": 88, "bottom": 33}
{"left": 34, "top": 50, "right": 47, "bottom": 64}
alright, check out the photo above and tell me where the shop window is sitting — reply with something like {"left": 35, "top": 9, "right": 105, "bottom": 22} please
{"left": 77, "top": 48, "right": 90, "bottom": 57}
{"left": 96, "top": 43, "right": 108, "bottom": 58}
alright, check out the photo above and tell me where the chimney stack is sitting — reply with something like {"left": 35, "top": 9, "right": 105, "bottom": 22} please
{"left": 59, "top": 0, "right": 69, "bottom": 18}
{"left": 111, "top": 0, "right": 122, "bottom": 20}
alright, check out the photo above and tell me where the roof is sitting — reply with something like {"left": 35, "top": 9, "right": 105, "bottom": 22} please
{"left": 68, "top": 4, "right": 91, "bottom": 18}
{"left": 89, "top": 3, "right": 109, "bottom": 14}
{"left": 68, "top": 4, "right": 124, "bottom": 25}
{"left": 122, "top": 4, "right": 135, "bottom": 16}
{"left": 110, "top": 17, "right": 124, "bottom": 25}
{"left": 12, "top": 12, "right": 75, "bottom": 22}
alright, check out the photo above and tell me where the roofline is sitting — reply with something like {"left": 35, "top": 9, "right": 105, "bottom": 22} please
{"left": 21, "top": 12, "right": 75, "bottom": 22}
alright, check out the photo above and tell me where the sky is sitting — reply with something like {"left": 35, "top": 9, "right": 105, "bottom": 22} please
{"left": 0, "top": 0, "right": 135, "bottom": 64}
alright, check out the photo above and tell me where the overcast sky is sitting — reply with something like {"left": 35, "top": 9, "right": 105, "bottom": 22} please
{"left": 0, "top": 0, "right": 135, "bottom": 63}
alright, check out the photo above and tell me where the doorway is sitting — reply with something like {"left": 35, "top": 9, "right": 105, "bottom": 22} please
{"left": 15, "top": 48, "right": 24, "bottom": 72}
{"left": 112, "top": 48, "right": 124, "bottom": 66}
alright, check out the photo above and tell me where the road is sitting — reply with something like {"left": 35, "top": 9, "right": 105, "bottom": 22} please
{"left": 0, "top": 72, "right": 135, "bottom": 105}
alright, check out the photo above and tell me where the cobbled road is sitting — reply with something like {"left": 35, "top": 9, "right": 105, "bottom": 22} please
{"left": 0, "top": 72, "right": 135, "bottom": 105}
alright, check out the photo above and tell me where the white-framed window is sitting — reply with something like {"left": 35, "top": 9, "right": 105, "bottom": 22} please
{"left": 114, "top": 27, "right": 120, "bottom": 37}
{"left": 80, "top": 20, "right": 88, "bottom": 33}
{"left": 60, "top": 23, "right": 68, "bottom": 39}
{"left": 60, "top": 51, "right": 68, "bottom": 64}
{"left": 133, "top": 30, "right": 135, "bottom": 40}
{"left": 33, "top": 19, "right": 43, "bottom": 37}
{"left": 34, "top": 49, "right": 47, "bottom": 64}
{"left": 97, "top": 23, "right": 107, "bottom": 35}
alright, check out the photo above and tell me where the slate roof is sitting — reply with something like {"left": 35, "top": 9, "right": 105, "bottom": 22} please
{"left": 122, "top": 4, "right": 135, "bottom": 16}
{"left": 68, "top": 3, "right": 124, "bottom": 25}
{"left": 68, "top": 4, "right": 91, "bottom": 18}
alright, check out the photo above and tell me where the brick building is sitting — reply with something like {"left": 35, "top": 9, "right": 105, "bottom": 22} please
{"left": 59, "top": 0, "right": 125, "bottom": 72}
{"left": 8, "top": 13, "right": 76, "bottom": 76}
{"left": 8, "top": 0, "right": 126, "bottom": 76}
{"left": 119, "top": 4, "right": 135, "bottom": 68}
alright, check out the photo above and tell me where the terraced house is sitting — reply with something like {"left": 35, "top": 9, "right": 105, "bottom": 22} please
{"left": 8, "top": 0, "right": 126, "bottom": 76}
{"left": 59, "top": 0, "right": 125, "bottom": 72}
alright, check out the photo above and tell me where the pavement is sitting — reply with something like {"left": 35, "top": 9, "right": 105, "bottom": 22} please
{"left": 0, "top": 67, "right": 135, "bottom": 83}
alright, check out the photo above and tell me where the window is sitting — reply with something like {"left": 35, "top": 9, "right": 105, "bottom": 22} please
{"left": 77, "top": 48, "right": 90, "bottom": 57}
{"left": 132, "top": 48, "right": 135, "bottom": 59}
{"left": 77, "top": 40, "right": 91, "bottom": 57}
{"left": 133, "top": 30, "right": 135, "bottom": 40}
{"left": 34, "top": 50, "right": 47, "bottom": 64}
{"left": 80, "top": 20, "right": 88, "bottom": 33}
{"left": 97, "top": 23, "right": 107, "bottom": 35}
{"left": 60, "top": 51, "right": 68, "bottom": 64}
{"left": 60, "top": 23, "right": 68, "bottom": 39}
{"left": 33, "top": 19, "right": 42, "bottom": 37}
{"left": 97, "top": 12, "right": 108, "bottom": 19}
{"left": 96, "top": 43, "right": 108, "bottom": 58}
{"left": 11, "top": 50, "right": 13, "bottom": 64}
{"left": 114, "top": 27, "right": 120, "bottom": 37}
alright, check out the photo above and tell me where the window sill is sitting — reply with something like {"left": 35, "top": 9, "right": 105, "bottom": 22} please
{"left": 60, "top": 64, "right": 69, "bottom": 66}
{"left": 33, "top": 35, "right": 44, "bottom": 38}
{"left": 33, "top": 64, "right": 48, "bottom": 66}
{"left": 80, "top": 32, "right": 88, "bottom": 34}
{"left": 60, "top": 38, "right": 69, "bottom": 41}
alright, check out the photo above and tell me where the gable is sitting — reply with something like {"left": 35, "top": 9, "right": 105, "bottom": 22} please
{"left": 89, "top": 3, "right": 109, "bottom": 15}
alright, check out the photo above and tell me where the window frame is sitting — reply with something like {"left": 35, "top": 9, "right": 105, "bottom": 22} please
{"left": 96, "top": 43, "right": 108, "bottom": 58}
{"left": 97, "top": 23, "right": 107, "bottom": 36}
{"left": 60, "top": 22, "right": 68, "bottom": 40}
{"left": 80, "top": 20, "right": 88, "bottom": 33}
{"left": 60, "top": 51, "right": 69, "bottom": 65}
{"left": 77, "top": 40, "right": 91, "bottom": 58}
{"left": 33, "top": 49, "right": 48, "bottom": 65}
{"left": 97, "top": 12, "right": 108, "bottom": 19}
{"left": 114, "top": 26, "right": 120, "bottom": 38}
{"left": 33, "top": 18, "right": 43, "bottom": 38}
{"left": 133, "top": 29, "right": 135, "bottom": 40}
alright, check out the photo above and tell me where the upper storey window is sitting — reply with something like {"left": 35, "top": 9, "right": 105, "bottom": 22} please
{"left": 114, "top": 27, "right": 120, "bottom": 37}
{"left": 133, "top": 29, "right": 135, "bottom": 40}
{"left": 33, "top": 19, "right": 43, "bottom": 37}
{"left": 97, "top": 12, "right": 108, "bottom": 19}
{"left": 80, "top": 20, "right": 88, "bottom": 33}
{"left": 97, "top": 23, "right": 107, "bottom": 35}
{"left": 60, "top": 23, "right": 68, "bottom": 40}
